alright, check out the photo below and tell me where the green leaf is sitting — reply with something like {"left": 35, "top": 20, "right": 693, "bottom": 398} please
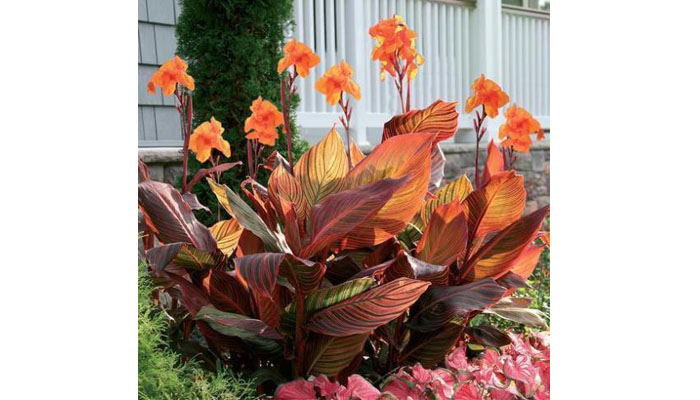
{"left": 195, "top": 305, "right": 282, "bottom": 354}
{"left": 483, "top": 297, "right": 548, "bottom": 328}
{"left": 306, "top": 278, "right": 430, "bottom": 336}
{"left": 207, "top": 178, "right": 289, "bottom": 253}
{"left": 304, "top": 333, "right": 369, "bottom": 377}
{"left": 280, "top": 278, "right": 375, "bottom": 335}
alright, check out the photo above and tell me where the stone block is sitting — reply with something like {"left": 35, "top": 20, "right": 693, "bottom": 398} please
{"left": 149, "top": 164, "right": 165, "bottom": 182}
{"left": 524, "top": 200, "right": 539, "bottom": 216}
{"left": 532, "top": 151, "right": 546, "bottom": 172}
{"left": 164, "top": 165, "right": 183, "bottom": 185}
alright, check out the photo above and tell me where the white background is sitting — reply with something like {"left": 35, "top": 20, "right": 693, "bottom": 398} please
{"left": 1, "top": 0, "right": 699, "bottom": 398}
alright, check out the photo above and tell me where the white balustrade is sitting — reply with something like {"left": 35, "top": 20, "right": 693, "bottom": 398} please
{"left": 290, "top": 0, "right": 549, "bottom": 146}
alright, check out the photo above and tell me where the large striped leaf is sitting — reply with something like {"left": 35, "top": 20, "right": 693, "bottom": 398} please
{"left": 202, "top": 269, "right": 252, "bottom": 315}
{"left": 294, "top": 127, "right": 348, "bottom": 208}
{"left": 429, "top": 146, "right": 447, "bottom": 193}
{"left": 349, "top": 139, "right": 366, "bottom": 166}
{"left": 340, "top": 132, "right": 435, "bottom": 249}
{"left": 195, "top": 305, "right": 282, "bottom": 354}
{"left": 236, "top": 253, "right": 324, "bottom": 299}
{"left": 146, "top": 242, "right": 223, "bottom": 272}
{"left": 145, "top": 243, "right": 184, "bottom": 273}
{"left": 268, "top": 165, "right": 306, "bottom": 223}
{"left": 464, "top": 171, "right": 526, "bottom": 244}
{"left": 138, "top": 180, "right": 218, "bottom": 252}
{"left": 420, "top": 174, "right": 474, "bottom": 229}
{"left": 416, "top": 201, "right": 469, "bottom": 267}
{"left": 306, "top": 278, "right": 430, "bottom": 336}
{"left": 299, "top": 177, "right": 406, "bottom": 258}
{"left": 464, "top": 206, "right": 549, "bottom": 282}
{"left": 166, "top": 272, "right": 210, "bottom": 316}
{"left": 208, "top": 179, "right": 289, "bottom": 253}
{"left": 278, "top": 198, "right": 302, "bottom": 255}
{"left": 304, "top": 333, "right": 369, "bottom": 377}
{"left": 481, "top": 140, "right": 505, "bottom": 186}
{"left": 234, "top": 253, "right": 284, "bottom": 328}
{"left": 403, "top": 322, "right": 464, "bottom": 367}
{"left": 382, "top": 99, "right": 459, "bottom": 143}
{"left": 484, "top": 297, "right": 548, "bottom": 328}
{"left": 280, "top": 278, "right": 375, "bottom": 334}
{"left": 209, "top": 218, "right": 243, "bottom": 256}
{"left": 465, "top": 324, "right": 512, "bottom": 347}
{"left": 510, "top": 245, "right": 545, "bottom": 280}
{"left": 408, "top": 279, "right": 507, "bottom": 333}
{"left": 351, "top": 250, "right": 448, "bottom": 286}
{"left": 171, "top": 244, "right": 222, "bottom": 270}
{"left": 208, "top": 177, "right": 234, "bottom": 217}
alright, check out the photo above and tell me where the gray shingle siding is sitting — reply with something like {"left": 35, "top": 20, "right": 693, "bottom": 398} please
{"left": 138, "top": 0, "right": 182, "bottom": 147}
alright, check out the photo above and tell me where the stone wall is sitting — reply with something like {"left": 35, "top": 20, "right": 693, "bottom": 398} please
{"left": 139, "top": 140, "right": 550, "bottom": 215}
{"left": 442, "top": 140, "right": 550, "bottom": 215}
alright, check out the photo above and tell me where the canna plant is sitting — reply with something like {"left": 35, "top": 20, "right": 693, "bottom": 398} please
{"left": 138, "top": 13, "right": 549, "bottom": 392}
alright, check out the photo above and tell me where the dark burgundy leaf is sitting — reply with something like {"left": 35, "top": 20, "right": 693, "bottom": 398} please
{"left": 465, "top": 324, "right": 512, "bottom": 347}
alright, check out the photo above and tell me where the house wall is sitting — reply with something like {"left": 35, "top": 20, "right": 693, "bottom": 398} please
{"left": 138, "top": 0, "right": 184, "bottom": 147}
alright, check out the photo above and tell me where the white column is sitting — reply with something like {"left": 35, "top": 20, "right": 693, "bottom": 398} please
{"left": 345, "top": 0, "right": 369, "bottom": 146}
{"left": 474, "top": 0, "right": 503, "bottom": 141}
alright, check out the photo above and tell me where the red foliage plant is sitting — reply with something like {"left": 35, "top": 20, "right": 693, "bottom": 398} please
{"left": 138, "top": 13, "right": 549, "bottom": 395}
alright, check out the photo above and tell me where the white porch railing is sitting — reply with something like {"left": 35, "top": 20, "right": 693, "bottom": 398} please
{"left": 291, "top": 0, "right": 549, "bottom": 146}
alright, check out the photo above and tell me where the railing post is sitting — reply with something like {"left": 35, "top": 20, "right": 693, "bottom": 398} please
{"left": 474, "top": 0, "right": 503, "bottom": 141}
{"left": 345, "top": 0, "right": 369, "bottom": 147}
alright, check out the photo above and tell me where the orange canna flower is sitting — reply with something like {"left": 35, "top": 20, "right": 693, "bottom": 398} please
{"left": 244, "top": 96, "right": 285, "bottom": 146}
{"left": 465, "top": 74, "right": 510, "bottom": 118}
{"left": 498, "top": 105, "right": 544, "bottom": 153}
{"left": 369, "top": 15, "right": 424, "bottom": 81}
{"left": 189, "top": 116, "right": 231, "bottom": 163}
{"left": 147, "top": 55, "right": 195, "bottom": 96}
{"left": 314, "top": 60, "right": 361, "bottom": 106}
{"left": 277, "top": 38, "right": 320, "bottom": 77}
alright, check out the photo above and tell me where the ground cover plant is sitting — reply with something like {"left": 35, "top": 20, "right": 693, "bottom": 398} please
{"left": 139, "top": 13, "right": 550, "bottom": 398}
{"left": 138, "top": 266, "right": 256, "bottom": 399}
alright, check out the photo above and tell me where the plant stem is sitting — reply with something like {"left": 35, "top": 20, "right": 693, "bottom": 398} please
{"left": 473, "top": 105, "right": 487, "bottom": 188}
{"left": 177, "top": 89, "right": 193, "bottom": 193}
{"left": 295, "top": 292, "right": 306, "bottom": 376}
{"left": 280, "top": 70, "right": 297, "bottom": 175}
{"left": 246, "top": 140, "right": 254, "bottom": 178}
{"left": 338, "top": 93, "right": 353, "bottom": 169}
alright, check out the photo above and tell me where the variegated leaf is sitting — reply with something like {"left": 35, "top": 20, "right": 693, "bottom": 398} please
{"left": 294, "top": 127, "right": 348, "bottom": 208}
{"left": 464, "top": 171, "right": 526, "bottom": 243}
{"left": 208, "top": 178, "right": 289, "bottom": 253}
{"left": 382, "top": 99, "right": 459, "bottom": 143}
{"left": 416, "top": 201, "right": 469, "bottom": 267}
{"left": 404, "top": 322, "right": 464, "bottom": 367}
{"left": 202, "top": 269, "right": 252, "bottom": 315}
{"left": 306, "top": 278, "right": 430, "bottom": 336}
{"left": 481, "top": 140, "right": 504, "bottom": 186}
{"left": 408, "top": 279, "right": 507, "bottom": 333}
{"left": 304, "top": 333, "right": 369, "bottom": 377}
{"left": 268, "top": 165, "right": 306, "bottom": 223}
{"left": 349, "top": 139, "right": 366, "bottom": 166}
{"left": 300, "top": 177, "right": 406, "bottom": 257}
{"left": 484, "top": 297, "right": 548, "bottom": 328}
{"left": 420, "top": 174, "right": 474, "bottom": 228}
{"left": 340, "top": 132, "right": 435, "bottom": 249}
{"left": 196, "top": 305, "right": 282, "bottom": 354}
{"left": 464, "top": 206, "right": 549, "bottom": 282}
{"left": 138, "top": 180, "right": 218, "bottom": 251}
{"left": 209, "top": 218, "right": 243, "bottom": 256}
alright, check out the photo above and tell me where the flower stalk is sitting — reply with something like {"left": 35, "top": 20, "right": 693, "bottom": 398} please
{"left": 175, "top": 88, "right": 194, "bottom": 193}
{"left": 472, "top": 105, "right": 488, "bottom": 188}
{"left": 280, "top": 68, "right": 299, "bottom": 175}
{"left": 338, "top": 92, "right": 354, "bottom": 169}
